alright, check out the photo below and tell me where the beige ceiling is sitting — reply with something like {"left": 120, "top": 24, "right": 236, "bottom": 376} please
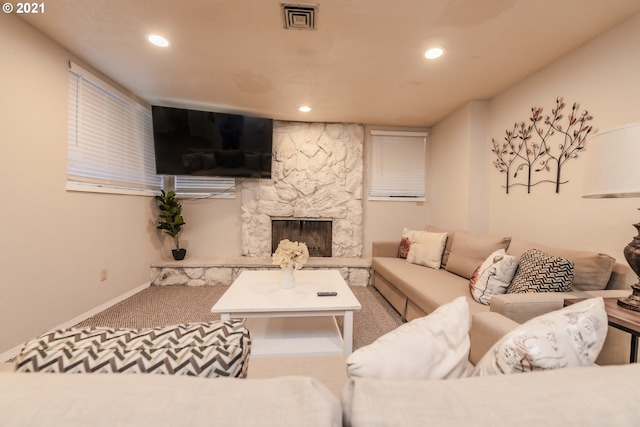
{"left": 20, "top": 0, "right": 640, "bottom": 126}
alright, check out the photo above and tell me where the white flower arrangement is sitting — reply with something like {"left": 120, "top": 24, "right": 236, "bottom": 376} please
{"left": 272, "top": 239, "right": 309, "bottom": 270}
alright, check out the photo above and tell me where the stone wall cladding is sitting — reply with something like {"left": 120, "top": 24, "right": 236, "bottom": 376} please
{"left": 151, "top": 265, "right": 371, "bottom": 287}
{"left": 241, "top": 121, "right": 364, "bottom": 257}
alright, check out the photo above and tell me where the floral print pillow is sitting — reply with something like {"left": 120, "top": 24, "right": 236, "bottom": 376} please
{"left": 472, "top": 297, "right": 607, "bottom": 376}
{"left": 469, "top": 249, "right": 518, "bottom": 305}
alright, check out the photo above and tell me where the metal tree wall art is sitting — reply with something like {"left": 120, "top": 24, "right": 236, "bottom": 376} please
{"left": 491, "top": 97, "right": 594, "bottom": 194}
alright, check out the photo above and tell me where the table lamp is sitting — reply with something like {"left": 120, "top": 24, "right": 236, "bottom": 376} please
{"left": 583, "top": 123, "right": 640, "bottom": 311}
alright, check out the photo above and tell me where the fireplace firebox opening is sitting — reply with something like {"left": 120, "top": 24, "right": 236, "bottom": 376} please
{"left": 271, "top": 218, "right": 332, "bottom": 257}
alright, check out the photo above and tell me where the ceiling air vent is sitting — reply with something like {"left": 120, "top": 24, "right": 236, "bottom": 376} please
{"left": 281, "top": 3, "right": 318, "bottom": 30}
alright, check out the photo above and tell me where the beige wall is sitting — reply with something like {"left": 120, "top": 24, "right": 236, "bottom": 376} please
{"left": 0, "top": 16, "right": 159, "bottom": 355}
{"left": 430, "top": 13, "right": 640, "bottom": 267}
{"left": 427, "top": 100, "right": 489, "bottom": 232}
{"left": 428, "top": 104, "right": 472, "bottom": 230}
{"left": 162, "top": 197, "right": 244, "bottom": 259}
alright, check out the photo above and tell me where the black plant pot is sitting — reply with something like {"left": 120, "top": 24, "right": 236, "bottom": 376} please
{"left": 172, "top": 249, "right": 187, "bottom": 261}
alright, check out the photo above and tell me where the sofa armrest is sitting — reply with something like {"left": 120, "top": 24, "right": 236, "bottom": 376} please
{"left": 489, "top": 290, "right": 632, "bottom": 324}
{"left": 372, "top": 241, "right": 400, "bottom": 258}
{"left": 469, "top": 312, "right": 519, "bottom": 366}
{"left": 489, "top": 292, "right": 586, "bottom": 324}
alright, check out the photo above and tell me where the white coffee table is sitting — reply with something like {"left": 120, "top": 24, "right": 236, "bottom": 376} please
{"left": 211, "top": 269, "right": 361, "bottom": 357}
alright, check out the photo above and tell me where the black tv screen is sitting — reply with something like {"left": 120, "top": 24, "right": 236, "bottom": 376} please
{"left": 151, "top": 106, "right": 273, "bottom": 178}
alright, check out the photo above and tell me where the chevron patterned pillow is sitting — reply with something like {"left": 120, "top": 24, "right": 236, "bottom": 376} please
{"left": 15, "top": 321, "right": 251, "bottom": 378}
{"left": 506, "top": 248, "right": 574, "bottom": 294}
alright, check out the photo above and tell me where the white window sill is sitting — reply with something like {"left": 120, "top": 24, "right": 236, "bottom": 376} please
{"left": 66, "top": 182, "right": 157, "bottom": 197}
{"left": 368, "top": 196, "right": 426, "bottom": 202}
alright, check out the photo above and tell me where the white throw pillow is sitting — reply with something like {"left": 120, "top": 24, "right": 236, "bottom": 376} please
{"left": 346, "top": 297, "right": 470, "bottom": 381}
{"left": 472, "top": 297, "right": 607, "bottom": 376}
{"left": 469, "top": 249, "right": 518, "bottom": 305}
{"left": 405, "top": 231, "right": 448, "bottom": 269}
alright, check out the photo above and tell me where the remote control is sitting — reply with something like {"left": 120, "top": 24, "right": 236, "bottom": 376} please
{"left": 317, "top": 291, "right": 337, "bottom": 297}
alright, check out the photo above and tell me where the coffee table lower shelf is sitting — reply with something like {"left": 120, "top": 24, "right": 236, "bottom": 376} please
{"left": 244, "top": 316, "right": 345, "bottom": 358}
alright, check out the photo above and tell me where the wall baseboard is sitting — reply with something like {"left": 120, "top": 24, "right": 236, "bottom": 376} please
{"left": 0, "top": 282, "right": 151, "bottom": 362}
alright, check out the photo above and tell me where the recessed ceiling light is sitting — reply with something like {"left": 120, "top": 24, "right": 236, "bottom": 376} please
{"left": 424, "top": 47, "right": 444, "bottom": 59}
{"left": 299, "top": 106, "right": 312, "bottom": 112}
{"left": 147, "top": 34, "right": 170, "bottom": 47}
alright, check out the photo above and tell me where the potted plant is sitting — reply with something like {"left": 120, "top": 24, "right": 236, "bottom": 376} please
{"left": 155, "top": 190, "right": 187, "bottom": 260}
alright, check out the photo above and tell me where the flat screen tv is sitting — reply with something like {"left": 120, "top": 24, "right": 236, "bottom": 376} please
{"left": 151, "top": 105, "right": 273, "bottom": 178}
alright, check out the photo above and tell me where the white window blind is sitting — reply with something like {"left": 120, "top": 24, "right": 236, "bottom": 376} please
{"left": 67, "top": 62, "right": 161, "bottom": 195}
{"left": 369, "top": 130, "right": 428, "bottom": 200}
{"left": 174, "top": 175, "right": 237, "bottom": 198}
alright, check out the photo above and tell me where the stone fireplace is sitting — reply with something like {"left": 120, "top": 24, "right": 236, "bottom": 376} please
{"left": 151, "top": 121, "right": 370, "bottom": 287}
{"left": 241, "top": 121, "right": 364, "bottom": 257}
{"left": 272, "top": 217, "right": 332, "bottom": 257}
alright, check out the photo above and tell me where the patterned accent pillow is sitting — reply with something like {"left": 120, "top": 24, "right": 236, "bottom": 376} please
{"left": 469, "top": 249, "right": 518, "bottom": 305}
{"left": 472, "top": 297, "right": 607, "bottom": 376}
{"left": 506, "top": 248, "right": 574, "bottom": 294}
{"left": 397, "top": 228, "right": 418, "bottom": 259}
{"left": 398, "top": 236, "right": 412, "bottom": 259}
{"left": 15, "top": 321, "right": 251, "bottom": 378}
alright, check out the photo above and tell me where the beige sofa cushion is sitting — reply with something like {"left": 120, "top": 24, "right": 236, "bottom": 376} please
{"left": 445, "top": 230, "right": 511, "bottom": 279}
{"left": 247, "top": 355, "right": 348, "bottom": 399}
{"left": 408, "top": 275, "right": 490, "bottom": 316}
{"left": 0, "top": 374, "right": 341, "bottom": 427}
{"left": 373, "top": 257, "right": 489, "bottom": 316}
{"left": 342, "top": 364, "right": 640, "bottom": 427}
{"left": 424, "top": 225, "right": 452, "bottom": 266}
{"left": 507, "top": 237, "right": 615, "bottom": 291}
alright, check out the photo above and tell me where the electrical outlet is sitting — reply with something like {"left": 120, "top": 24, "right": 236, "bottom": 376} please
{"left": 100, "top": 268, "right": 108, "bottom": 281}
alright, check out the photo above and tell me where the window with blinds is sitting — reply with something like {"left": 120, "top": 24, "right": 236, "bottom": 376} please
{"left": 67, "top": 62, "right": 161, "bottom": 195}
{"left": 369, "top": 130, "right": 428, "bottom": 200}
{"left": 174, "top": 175, "right": 236, "bottom": 198}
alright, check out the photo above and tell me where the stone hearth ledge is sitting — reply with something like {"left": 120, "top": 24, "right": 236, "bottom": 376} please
{"left": 151, "top": 257, "right": 372, "bottom": 287}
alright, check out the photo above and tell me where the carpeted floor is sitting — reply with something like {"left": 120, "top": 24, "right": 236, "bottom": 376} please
{"left": 74, "top": 285, "right": 404, "bottom": 351}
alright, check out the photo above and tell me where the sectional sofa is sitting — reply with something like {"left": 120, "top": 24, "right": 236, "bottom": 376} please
{"left": 371, "top": 226, "right": 634, "bottom": 365}
{"left": 2, "top": 310, "right": 639, "bottom": 426}
{"left": 2, "top": 227, "right": 636, "bottom": 424}
{"left": 343, "top": 307, "right": 640, "bottom": 426}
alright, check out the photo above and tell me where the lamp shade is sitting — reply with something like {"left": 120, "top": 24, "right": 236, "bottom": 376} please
{"left": 582, "top": 123, "right": 640, "bottom": 198}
